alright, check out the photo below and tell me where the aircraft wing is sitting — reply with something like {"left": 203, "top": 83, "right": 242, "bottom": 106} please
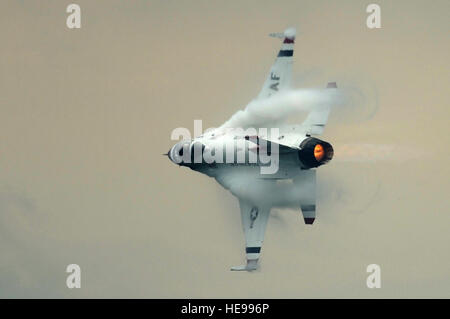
{"left": 228, "top": 170, "right": 316, "bottom": 271}
{"left": 231, "top": 199, "right": 271, "bottom": 271}
{"left": 214, "top": 166, "right": 317, "bottom": 271}
{"left": 257, "top": 28, "right": 296, "bottom": 99}
{"left": 213, "top": 169, "right": 271, "bottom": 271}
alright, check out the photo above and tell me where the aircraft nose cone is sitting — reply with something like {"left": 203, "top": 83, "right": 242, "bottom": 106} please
{"left": 168, "top": 140, "right": 192, "bottom": 166}
{"left": 165, "top": 149, "right": 172, "bottom": 162}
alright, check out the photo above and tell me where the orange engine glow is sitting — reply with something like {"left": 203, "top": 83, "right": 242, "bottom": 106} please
{"left": 314, "top": 144, "right": 325, "bottom": 161}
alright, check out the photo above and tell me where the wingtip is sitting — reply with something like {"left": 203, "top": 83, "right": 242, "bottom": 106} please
{"left": 284, "top": 27, "right": 296, "bottom": 39}
{"left": 269, "top": 27, "right": 296, "bottom": 40}
{"left": 230, "top": 259, "right": 259, "bottom": 272}
{"left": 230, "top": 265, "right": 247, "bottom": 271}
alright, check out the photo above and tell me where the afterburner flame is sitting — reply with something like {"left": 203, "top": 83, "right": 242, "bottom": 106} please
{"left": 314, "top": 144, "right": 325, "bottom": 161}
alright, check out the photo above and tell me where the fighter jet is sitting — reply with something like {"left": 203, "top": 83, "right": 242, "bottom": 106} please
{"left": 167, "top": 28, "right": 336, "bottom": 271}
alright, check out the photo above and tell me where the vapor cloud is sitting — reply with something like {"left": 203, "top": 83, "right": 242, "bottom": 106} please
{"left": 220, "top": 88, "right": 343, "bottom": 129}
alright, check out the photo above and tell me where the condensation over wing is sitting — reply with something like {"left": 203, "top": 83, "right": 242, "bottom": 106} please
{"left": 301, "top": 82, "right": 337, "bottom": 135}
{"left": 257, "top": 27, "right": 296, "bottom": 99}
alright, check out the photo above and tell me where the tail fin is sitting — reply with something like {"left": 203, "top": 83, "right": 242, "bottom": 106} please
{"left": 258, "top": 28, "right": 296, "bottom": 99}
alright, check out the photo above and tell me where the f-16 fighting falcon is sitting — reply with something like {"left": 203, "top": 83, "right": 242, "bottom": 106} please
{"left": 167, "top": 27, "right": 337, "bottom": 271}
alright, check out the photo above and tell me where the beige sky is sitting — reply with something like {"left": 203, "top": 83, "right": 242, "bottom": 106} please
{"left": 0, "top": 0, "right": 449, "bottom": 297}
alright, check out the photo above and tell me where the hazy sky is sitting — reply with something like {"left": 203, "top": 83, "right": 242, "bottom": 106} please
{"left": 0, "top": 0, "right": 449, "bottom": 298}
